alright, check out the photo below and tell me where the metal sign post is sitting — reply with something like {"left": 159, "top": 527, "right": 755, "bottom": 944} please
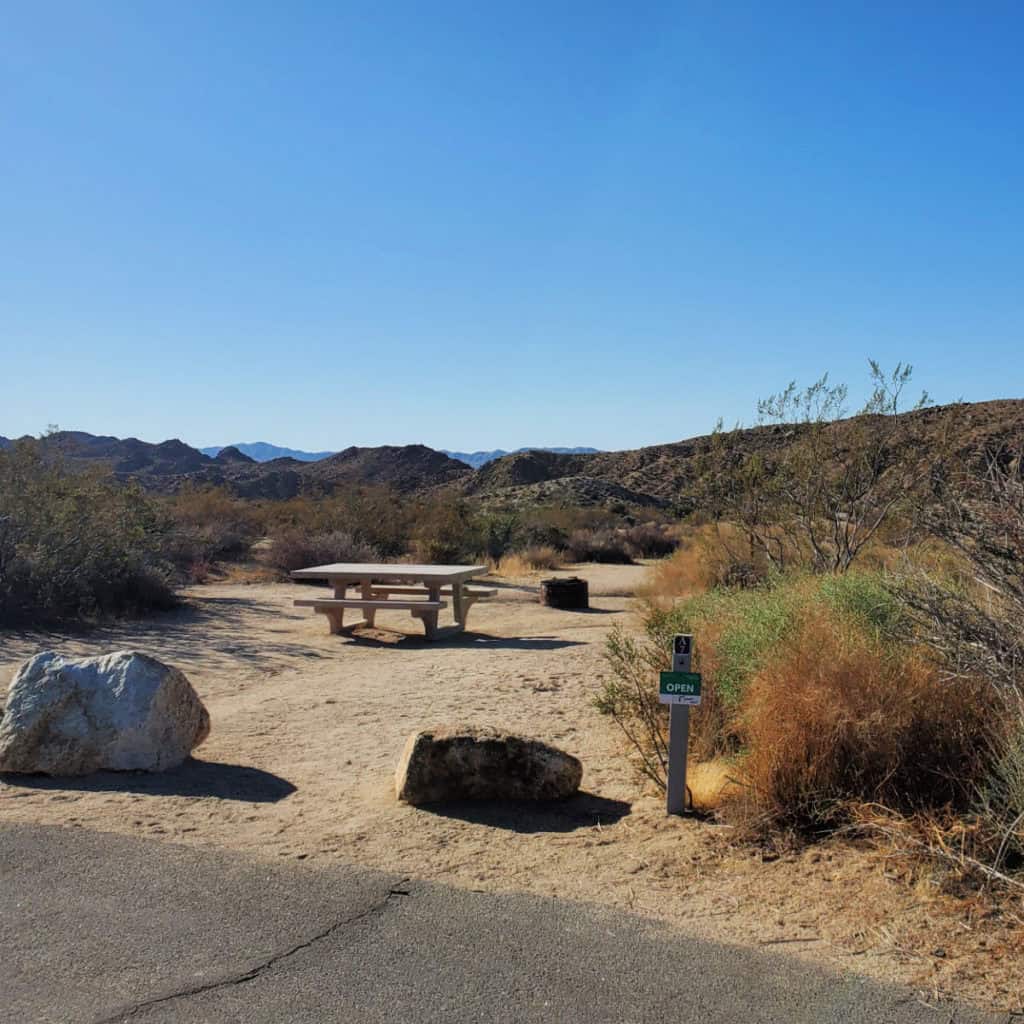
{"left": 661, "top": 634, "right": 700, "bottom": 816}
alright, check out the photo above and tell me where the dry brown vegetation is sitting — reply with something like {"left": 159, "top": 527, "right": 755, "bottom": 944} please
{"left": 736, "top": 612, "right": 992, "bottom": 831}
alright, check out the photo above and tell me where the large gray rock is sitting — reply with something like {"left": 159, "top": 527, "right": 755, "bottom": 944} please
{"left": 395, "top": 725, "right": 582, "bottom": 804}
{"left": 0, "top": 650, "right": 210, "bottom": 776}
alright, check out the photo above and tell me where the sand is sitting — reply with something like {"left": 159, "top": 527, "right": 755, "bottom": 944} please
{"left": 1, "top": 564, "right": 1021, "bottom": 1011}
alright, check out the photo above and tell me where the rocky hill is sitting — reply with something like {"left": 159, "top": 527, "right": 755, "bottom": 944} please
{"left": 5, "top": 400, "right": 1023, "bottom": 508}
{"left": 0, "top": 431, "right": 471, "bottom": 499}
{"left": 464, "top": 399, "right": 1024, "bottom": 510}
{"left": 198, "top": 442, "right": 601, "bottom": 467}
{"left": 301, "top": 445, "right": 471, "bottom": 494}
{"left": 442, "top": 446, "right": 600, "bottom": 469}
{"left": 199, "top": 442, "right": 336, "bottom": 462}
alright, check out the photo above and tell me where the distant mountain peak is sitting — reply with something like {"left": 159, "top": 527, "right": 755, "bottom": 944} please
{"left": 199, "top": 442, "right": 335, "bottom": 463}
{"left": 213, "top": 445, "right": 256, "bottom": 464}
{"left": 441, "top": 447, "right": 600, "bottom": 468}
{"left": 198, "top": 442, "right": 600, "bottom": 467}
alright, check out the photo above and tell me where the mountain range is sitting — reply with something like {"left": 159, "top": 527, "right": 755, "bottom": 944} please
{"left": 4, "top": 400, "right": 1023, "bottom": 509}
{"left": 199, "top": 442, "right": 600, "bottom": 468}
{"left": 199, "top": 442, "right": 335, "bottom": 462}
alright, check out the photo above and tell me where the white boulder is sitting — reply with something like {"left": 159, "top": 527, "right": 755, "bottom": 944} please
{"left": 0, "top": 650, "right": 210, "bottom": 776}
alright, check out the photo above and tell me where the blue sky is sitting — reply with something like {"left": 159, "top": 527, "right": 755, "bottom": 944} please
{"left": 2, "top": 3, "right": 1022, "bottom": 452}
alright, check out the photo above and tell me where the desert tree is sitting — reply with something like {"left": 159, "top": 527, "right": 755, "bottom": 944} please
{"left": 895, "top": 436, "right": 1024, "bottom": 699}
{"left": 890, "top": 432, "right": 1024, "bottom": 874}
{"left": 701, "top": 361, "right": 934, "bottom": 574}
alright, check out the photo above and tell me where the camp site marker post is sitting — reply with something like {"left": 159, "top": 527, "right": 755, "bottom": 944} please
{"left": 661, "top": 634, "right": 702, "bottom": 815}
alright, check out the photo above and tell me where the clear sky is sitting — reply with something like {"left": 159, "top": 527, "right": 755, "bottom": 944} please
{"left": 2, "top": 3, "right": 1022, "bottom": 452}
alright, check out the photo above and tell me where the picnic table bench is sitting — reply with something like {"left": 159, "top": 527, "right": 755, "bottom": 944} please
{"left": 290, "top": 563, "right": 493, "bottom": 639}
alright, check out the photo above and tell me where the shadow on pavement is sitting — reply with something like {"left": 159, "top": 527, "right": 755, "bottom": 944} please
{"left": 416, "top": 791, "right": 631, "bottom": 833}
{"left": 1, "top": 758, "right": 297, "bottom": 803}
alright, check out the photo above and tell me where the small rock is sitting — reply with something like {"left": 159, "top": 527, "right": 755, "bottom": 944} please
{"left": 0, "top": 650, "right": 209, "bottom": 776}
{"left": 395, "top": 725, "right": 582, "bottom": 804}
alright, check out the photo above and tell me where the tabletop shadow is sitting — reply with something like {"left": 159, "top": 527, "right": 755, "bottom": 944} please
{"left": 343, "top": 631, "right": 585, "bottom": 651}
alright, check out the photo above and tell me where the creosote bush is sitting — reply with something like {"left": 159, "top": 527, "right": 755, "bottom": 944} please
{"left": 163, "top": 485, "right": 261, "bottom": 571}
{"left": 565, "top": 529, "right": 634, "bottom": 564}
{"left": 621, "top": 522, "right": 679, "bottom": 559}
{"left": 265, "top": 529, "right": 381, "bottom": 576}
{"left": 0, "top": 441, "right": 176, "bottom": 623}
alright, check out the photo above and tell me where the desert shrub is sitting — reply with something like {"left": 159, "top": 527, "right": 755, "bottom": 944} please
{"left": 262, "top": 487, "right": 414, "bottom": 558}
{"left": 479, "top": 512, "right": 519, "bottom": 564}
{"left": 622, "top": 522, "right": 679, "bottom": 559}
{"left": 638, "top": 523, "right": 774, "bottom": 605}
{"left": 265, "top": 529, "right": 381, "bottom": 575}
{"left": 889, "top": 437, "right": 1024, "bottom": 876}
{"left": 600, "top": 580, "right": 802, "bottom": 770}
{"left": 0, "top": 441, "right": 176, "bottom": 623}
{"left": 700, "top": 363, "right": 939, "bottom": 574}
{"left": 598, "top": 571, "right": 995, "bottom": 833}
{"left": 978, "top": 720, "right": 1024, "bottom": 871}
{"left": 164, "top": 486, "right": 261, "bottom": 565}
{"left": 818, "top": 569, "right": 904, "bottom": 634}
{"left": 737, "top": 613, "right": 992, "bottom": 832}
{"left": 565, "top": 529, "right": 634, "bottom": 564}
{"left": 514, "top": 519, "right": 570, "bottom": 552}
{"left": 410, "top": 499, "right": 480, "bottom": 563}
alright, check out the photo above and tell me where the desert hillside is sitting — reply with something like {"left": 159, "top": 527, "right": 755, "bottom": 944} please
{"left": 4, "top": 398, "right": 1023, "bottom": 506}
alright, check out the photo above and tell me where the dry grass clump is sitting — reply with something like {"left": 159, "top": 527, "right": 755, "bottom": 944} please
{"left": 687, "top": 758, "right": 744, "bottom": 812}
{"left": 637, "top": 523, "right": 769, "bottom": 604}
{"left": 496, "top": 546, "right": 565, "bottom": 575}
{"left": 734, "top": 613, "right": 992, "bottom": 833}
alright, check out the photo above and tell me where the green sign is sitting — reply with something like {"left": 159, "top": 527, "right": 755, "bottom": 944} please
{"left": 659, "top": 671, "right": 702, "bottom": 705}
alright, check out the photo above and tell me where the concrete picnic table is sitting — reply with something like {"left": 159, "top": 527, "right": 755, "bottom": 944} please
{"left": 290, "top": 563, "right": 493, "bottom": 639}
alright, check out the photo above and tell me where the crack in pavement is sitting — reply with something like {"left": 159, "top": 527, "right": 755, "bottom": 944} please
{"left": 90, "top": 880, "right": 414, "bottom": 1024}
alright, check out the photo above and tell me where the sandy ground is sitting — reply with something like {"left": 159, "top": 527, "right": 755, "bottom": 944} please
{"left": 2, "top": 564, "right": 1022, "bottom": 1012}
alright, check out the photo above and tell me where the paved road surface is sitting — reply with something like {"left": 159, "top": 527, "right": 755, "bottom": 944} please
{"left": 0, "top": 823, "right": 1004, "bottom": 1023}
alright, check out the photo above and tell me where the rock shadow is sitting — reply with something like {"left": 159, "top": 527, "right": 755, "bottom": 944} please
{"left": 1, "top": 758, "right": 296, "bottom": 803}
{"left": 415, "top": 791, "right": 631, "bottom": 834}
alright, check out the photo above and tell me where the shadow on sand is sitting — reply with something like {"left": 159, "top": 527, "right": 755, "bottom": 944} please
{"left": 416, "top": 791, "right": 631, "bottom": 834}
{"left": 343, "top": 631, "right": 586, "bottom": 651}
{"left": 2, "top": 758, "right": 296, "bottom": 803}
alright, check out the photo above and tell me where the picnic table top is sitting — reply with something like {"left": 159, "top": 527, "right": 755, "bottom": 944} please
{"left": 290, "top": 563, "right": 488, "bottom": 583}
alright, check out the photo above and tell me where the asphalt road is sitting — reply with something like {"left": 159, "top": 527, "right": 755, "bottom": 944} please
{"left": 0, "top": 823, "right": 1005, "bottom": 1024}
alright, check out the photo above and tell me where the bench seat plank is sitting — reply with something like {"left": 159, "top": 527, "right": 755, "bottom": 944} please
{"left": 368, "top": 586, "right": 497, "bottom": 598}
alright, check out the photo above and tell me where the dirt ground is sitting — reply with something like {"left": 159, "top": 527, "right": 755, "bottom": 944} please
{"left": 2, "top": 563, "right": 1022, "bottom": 1013}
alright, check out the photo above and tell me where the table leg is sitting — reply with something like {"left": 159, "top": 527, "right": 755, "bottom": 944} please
{"left": 451, "top": 580, "right": 466, "bottom": 632}
{"left": 361, "top": 578, "right": 376, "bottom": 627}
{"left": 330, "top": 579, "right": 346, "bottom": 632}
{"left": 423, "top": 584, "right": 441, "bottom": 640}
